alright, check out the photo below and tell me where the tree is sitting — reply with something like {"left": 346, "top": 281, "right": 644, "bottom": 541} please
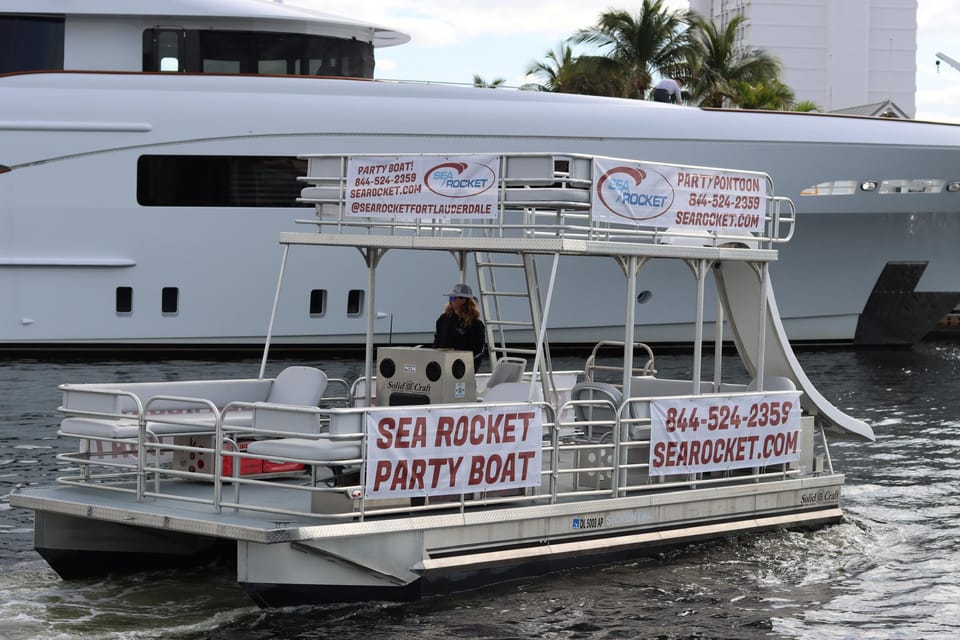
{"left": 731, "top": 80, "right": 795, "bottom": 110}
{"left": 571, "top": 0, "right": 692, "bottom": 99}
{"left": 685, "top": 14, "right": 781, "bottom": 108}
{"left": 526, "top": 44, "right": 625, "bottom": 96}
{"left": 525, "top": 43, "right": 577, "bottom": 92}
{"left": 472, "top": 74, "right": 506, "bottom": 89}
{"left": 794, "top": 100, "right": 822, "bottom": 112}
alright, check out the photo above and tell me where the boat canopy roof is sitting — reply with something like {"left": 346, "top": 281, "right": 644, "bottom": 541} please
{"left": 1, "top": 0, "right": 410, "bottom": 48}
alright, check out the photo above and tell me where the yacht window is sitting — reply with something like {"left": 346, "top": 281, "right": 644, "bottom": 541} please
{"left": 116, "top": 287, "right": 133, "bottom": 314}
{"left": 309, "top": 290, "right": 327, "bottom": 316}
{"left": 156, "top": 30, "right": 184, "bottom": 72}
{"left": 878, "top": 179, "right": 944, "bottom": 194}
{"left": 162, "top": 287, "right": 179, "bottom": 314}
{"left": 142, "top": 29, "right": 374, "bottom": 78}
{"left": 347, "top": 290, "right": 365, "bottom": 317}
{"left": 137, "top": 156, "right": 309, "bottom": 207}
{"left": 799, "top": 180, "right": 856, "bottom": 196}
{"left": 0, "top": 17, "right": 64, "bottom": 73}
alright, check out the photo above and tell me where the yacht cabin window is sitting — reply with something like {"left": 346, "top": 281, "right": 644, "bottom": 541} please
{"left": 309, "top": 290, "right": 327, "bottom": 317}
{"left": 116, "top": 287, "right": 133, "bottom": 314}
{"left": 137, "top": 156, "right": 308, "bottom": 207}
{"left": 143, "top": 29, "right": 374, "bottom": 78}
{"left": 347, "top": 290, "right": 365, "bottom": 317}
{"left": 161, "top": 287, "right": 179, "bottom": 315}
{"left": 0, "top": 17, "right": 64, "bottom": 73}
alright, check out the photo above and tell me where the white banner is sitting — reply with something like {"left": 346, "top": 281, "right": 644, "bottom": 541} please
{"left": 345, "top": 154, "right": 500, "bottom": 220}
{"left": 592, "top": 158, "right": 768, "bottom": 233}
{"left": 649, "top": 392, "right": 801, "bottom": 476}
{"left": 364, "top": 405, "right": 542, "bottom": 499}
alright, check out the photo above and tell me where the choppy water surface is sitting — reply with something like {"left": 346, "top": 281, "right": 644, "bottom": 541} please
{"left": 1, "top": 344, "right": 958, "bottom": 639}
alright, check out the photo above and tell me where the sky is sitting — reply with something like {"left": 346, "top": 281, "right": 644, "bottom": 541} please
{"left": 289, "top": 0, "right": 960, "bottom": 124}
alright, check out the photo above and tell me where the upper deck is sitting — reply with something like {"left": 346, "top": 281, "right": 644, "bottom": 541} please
{"left": 289, "top": 152, "right": 795, "bottom": 263}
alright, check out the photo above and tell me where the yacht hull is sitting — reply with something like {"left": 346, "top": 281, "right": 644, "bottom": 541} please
{"left": 3, "top": 73, "right": 960, "bottom": 348}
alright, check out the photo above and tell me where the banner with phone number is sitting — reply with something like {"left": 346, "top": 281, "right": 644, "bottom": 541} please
{"left": 345, "top": 154, "right": 500, "bottom": 220}
{"left": 591, "top": 157, "right": 768, "bottom": 233}
{"left": 649, "top": 392, "right": 801, "bottom": 476}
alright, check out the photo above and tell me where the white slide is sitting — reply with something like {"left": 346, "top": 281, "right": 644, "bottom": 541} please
{"left": 715, "top": 260, "right": 875, "bottom": 441}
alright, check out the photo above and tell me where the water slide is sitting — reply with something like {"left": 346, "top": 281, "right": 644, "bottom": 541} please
{"left": 714, "top": 260, "right": 876, "bottom": 441}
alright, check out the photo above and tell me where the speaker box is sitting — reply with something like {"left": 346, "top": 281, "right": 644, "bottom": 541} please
{"left": 375, "top": 347, "right": 476, "bottom": 405}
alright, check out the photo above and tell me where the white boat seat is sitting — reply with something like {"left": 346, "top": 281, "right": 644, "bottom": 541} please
{"left": 239, "top": 410, "right": 363, "bottom": 480}
{"left": 60, "top": 416, "right": 215, "bottom": 439}
{"left": 484, "top": 357, "right": 527, "bottom": 391}
{"left": 746, "top": 376, "right": 796, "bottom": 392}
{"left": 245, "top": 437, "right": 361, "bottom": 462}
{"left": 570, "top": 381, "right": 622, "bottom": 441}
{"left": 483, "top": 381, "right": 542, "bottom": 403}
{"left": 266, "top": 366, "right": 328, "bottom": 406}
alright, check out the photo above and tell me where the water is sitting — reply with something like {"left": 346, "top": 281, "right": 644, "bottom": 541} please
{"left": 1, "top": 344, "right": 958, "bottom": 639}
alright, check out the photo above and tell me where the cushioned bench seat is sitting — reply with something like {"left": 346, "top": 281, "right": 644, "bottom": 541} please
{"left": 245, "top": 437, "right": 361, "bottom": 462}
{"left": 60, "top": 416, "right": 217, "bottom": 439}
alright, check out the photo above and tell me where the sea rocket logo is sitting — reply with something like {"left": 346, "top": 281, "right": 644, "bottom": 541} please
{"left": 424, "top": 162, "right": 496, "bottom": 198}
{"left": 596, "top": 165, "right": 674, "bottom": 221}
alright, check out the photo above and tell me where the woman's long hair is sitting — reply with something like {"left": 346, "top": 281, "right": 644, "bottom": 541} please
{"left": 444, "top": 297, "right": 481, "bottom": 326}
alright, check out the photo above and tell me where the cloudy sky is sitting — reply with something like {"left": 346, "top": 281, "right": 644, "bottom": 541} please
{"left": 290, "top": 0, "right": 960, "bottom": 124}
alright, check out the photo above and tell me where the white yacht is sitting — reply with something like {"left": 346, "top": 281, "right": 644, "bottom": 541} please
{"left": 11, "top": 151, "right": 875, "bottom": 606}
{"left": 2, "top": 0, "right": 960, "bottom": 352}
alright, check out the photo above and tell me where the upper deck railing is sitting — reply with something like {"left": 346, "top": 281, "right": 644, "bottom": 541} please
{"left": 294, "top": 152, "right": 795, "bottom": 258}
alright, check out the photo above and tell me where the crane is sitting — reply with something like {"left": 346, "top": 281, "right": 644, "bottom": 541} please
{"left": 936, "top": 52, "right": 960, "bottom": 73}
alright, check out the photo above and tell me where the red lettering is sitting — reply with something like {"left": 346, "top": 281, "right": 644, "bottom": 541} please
{"left": 487, "top": 412, "right": 504, "bottom": 443}
{"left": 470, "top": 414, "right": 485, "bottom": 446}
{"left": 408, "top": 458, "right": 426, "bottom": 490}
{"left": 435, "top": 416, "right": 453, "bottom": 446}
{"left": 411, "top": 416, "right": 427, "bottom": 448}
{"left": 373, "top": 460, "right": 392, "bottom": 490}
{"left": 652, "top": 442, "right": 665, "bottom": 468}
{"left": 518, "top": 450, "right": 535, "bottom": 480}
{"left": 390, "top": 460, "right": 409, "bottom": 491}
{"left": 376, "top": 418, "right": 395, "bottom": 448}
{"left": 395, "top": 416, "right": 412, "bottom": 448}
{"left": 454, "top": 416, "right": 469, "bottom": 446}
{"left": 468, "top": 455, "right": 485, "bottom": 485}
{"left": 516, "top": 411, "right": 536, "bottom": 440}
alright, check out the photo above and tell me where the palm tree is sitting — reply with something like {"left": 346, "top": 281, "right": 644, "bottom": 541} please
{"left": 731, "top": 80, "right": 795, "bottom": 110}
{"left": 526, "top": 44, "right": 625, "bottom": 96}
{"left": 472, "top": 74, "right": 506, "bottom": 89}
{"left": 685, "top": 14, "right": 782, "bottom": 108}
{"left": 794, "top": 99, "right": 822, "bottom": 112}
{"left": 571, "top": 0, "right": 692, "bottom": 99}
{"left": 525, "top": 43, "right": 576, "bottom": 92}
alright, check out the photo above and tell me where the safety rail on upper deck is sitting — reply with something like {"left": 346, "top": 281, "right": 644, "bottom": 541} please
{"left": 296, "top": 152, "right": 796, "bottom": 251}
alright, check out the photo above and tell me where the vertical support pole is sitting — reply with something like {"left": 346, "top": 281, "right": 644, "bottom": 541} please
{"left": 713, "top": 270, "right": 724, "bottom": 392}
{"left": 621, "top": 255, "right": 639, "bottom": 398}
{"left": 363, "top": 248, "right": 384, "bottom": 407}
{"left": 259, "top": 245, "right": 290, "bottom": 379}
{"left": 693, "top": 259, "right": 706, "bottom": 395}
{"left": 755, "top": 262, "right": 769, "bottom": 388}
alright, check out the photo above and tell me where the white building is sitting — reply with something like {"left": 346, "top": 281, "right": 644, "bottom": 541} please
{"left": 687, "top": 0, "right": 917, "bottom": 116}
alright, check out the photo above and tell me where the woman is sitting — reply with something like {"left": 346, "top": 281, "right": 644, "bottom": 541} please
{"left": 433, "top": 282, "right": 486, "bottom": 372}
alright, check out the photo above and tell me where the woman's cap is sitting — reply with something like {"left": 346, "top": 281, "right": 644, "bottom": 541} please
{"left": 445, "top": 283, "right": 473, "bottom": 298}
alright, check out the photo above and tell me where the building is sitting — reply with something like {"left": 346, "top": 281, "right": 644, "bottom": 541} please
{"left": 687, "top": 0, "right": 917, "bottom": 116}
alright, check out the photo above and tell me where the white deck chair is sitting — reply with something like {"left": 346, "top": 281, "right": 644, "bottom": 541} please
{"left": 570, "top": 381, "right": 623, "bottom": 442}
{"left": 266, "top": 366, "right": 328, "bottom": 406}
{"left": 483, "top": 357, "right": 527, "bottom": 393}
